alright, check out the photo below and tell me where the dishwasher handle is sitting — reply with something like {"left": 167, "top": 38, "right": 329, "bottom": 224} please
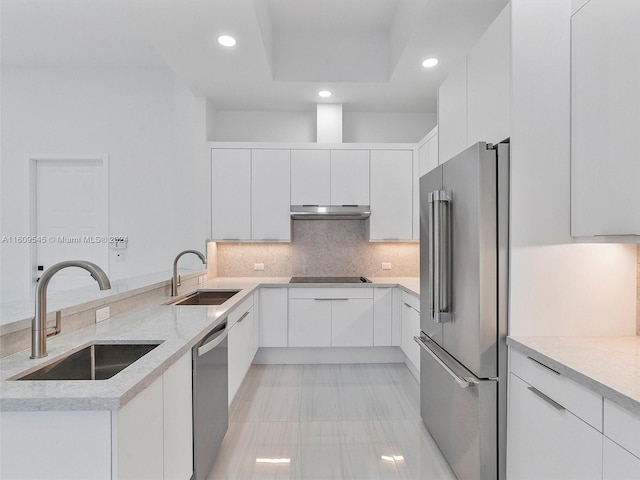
{"left": 197, "top": 320, "right": 228, "bottom": 357}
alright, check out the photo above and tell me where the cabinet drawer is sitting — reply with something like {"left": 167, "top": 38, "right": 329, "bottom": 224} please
{"left": 603, "top": 436, "right": 640, "bottom": 480}
{"left": 507, "top": 373, "right": 602, "bottom": 480}
{"left": 288, "top": 287, "right": 373, "bottom": 299}
{"left": 228, "top": 295, "right": 254, "bottom": 327}
{"left": 510, "top": 349, "right": 602, "bottom": 431}
{"left": 604, "top": 399, "right": 640, "bottom": 459}
{"left": 401, "top": 291, "right": 420, "bottom": 312}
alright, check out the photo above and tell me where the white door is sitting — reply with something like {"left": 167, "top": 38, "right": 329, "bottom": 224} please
{"left": 35, "top": 158, "right": 109, "bottom": 291}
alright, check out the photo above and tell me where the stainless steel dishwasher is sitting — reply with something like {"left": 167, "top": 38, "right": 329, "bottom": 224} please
{"left": 192, "top": 318, "right": 228, "bottom": 480}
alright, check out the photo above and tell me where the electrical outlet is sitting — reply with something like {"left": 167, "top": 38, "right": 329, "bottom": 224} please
{"left": 95, "top": 306, "right": 110, "bottom": 323}
{"left": 382, "top": 262, "right": 392, "bottom": 270}
{"left": 254, "top": 263, "right": 265, "bottom": 271}
{"left": 199, "top": 275, "right": 206, "bottom": 284}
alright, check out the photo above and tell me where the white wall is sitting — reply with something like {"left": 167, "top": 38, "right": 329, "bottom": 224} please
{"left": 214, "top": 111, "right": 316, "bottom": 142}
{"left": 0, "top": 67, "right": 208, "bottom": 303}
{"left": 213, "top": 110, "right": 435, "bottom": 143}
{"left": 343, "top": 112, "right": 436, "bottom": 143}
{"left": 509, "top": 0, "right": 637, "bottom": 336}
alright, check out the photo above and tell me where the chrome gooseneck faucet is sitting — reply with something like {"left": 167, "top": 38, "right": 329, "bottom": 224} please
{"left": 172, "top": 250, "right": 207, "bottom": 296}
{"left": 32, "top": 261, "right": 111, "bottom": 359}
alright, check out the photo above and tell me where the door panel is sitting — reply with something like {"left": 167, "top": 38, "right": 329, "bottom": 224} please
{"left": 211, "top": 149, "right": 251, "bottom": 240}
{"left": 419, "top": 342, "right": 497, "bottom": 480}
{"left": 331, "top": 298, "right": 373, "bottom": 347}
{"left": 252, "top": 149, "right": 291, "bottom": 241}
{"left": 330, "top": 150, "right": 369, "bottom": 205}
{"left": 288, "top": 299, "right": 331, "bottom": 347}
{"left": 36, "top": 159, "right": 108, "bottom": 291}
{"left": 441, "top": 143, "right": 498, "bottom": 378}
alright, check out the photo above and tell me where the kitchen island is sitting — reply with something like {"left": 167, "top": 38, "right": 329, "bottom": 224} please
{"left": 0, "top": 276, "right": 420, "bottom": 479}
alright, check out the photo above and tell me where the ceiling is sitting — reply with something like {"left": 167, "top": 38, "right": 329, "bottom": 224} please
{"left": 0, "top": 0, "right": 509, "bottom": 112}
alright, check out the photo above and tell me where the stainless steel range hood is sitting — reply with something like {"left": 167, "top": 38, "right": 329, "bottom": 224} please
{"left": 290, "top": 205, "right": 371, "bottom": 220}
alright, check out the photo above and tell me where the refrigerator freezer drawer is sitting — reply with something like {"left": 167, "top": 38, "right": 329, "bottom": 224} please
{"left": 418, "top": 336, "right": 498, "bottom": 480}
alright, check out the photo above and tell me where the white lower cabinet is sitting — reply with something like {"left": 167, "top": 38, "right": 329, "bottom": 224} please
{"left": 603, "top": 437, "right": 640, "bottom": 480}
{"left": 400, "top": 292, "right": 420, "bottom": 372}
{"left": 116, "top": 369, "right": 165, "bottom": 480}
{"left": 288, "top": 288, "right": 374, "bottom": 347}
{"left": 117, "top": 351, "right": 193, "bottom": 480}
{"left": 603, "top": 398, "right": 640, "bottom": 479}
{"left": 162, "top": 352, "right": 194, "bottom": 480}
{"left": 227, "top": 298, "right": 256, "bottom": 405}
{"left": 331, "top": 298, "right": 374, "bottom": 346}
{"left": 509, "top": 348, "right": 640, "bottom": 480}
{"left": 507, "top": 373, "right": 602, "bottom": 480}
{"left": 0, "top": 410, "right": 112, "bottom": 479}
{"left": 373, "top": 287, "right": 393, "bottom": 346}
{"left": 289, "top": 298, "right": 332, "bottom": 347}
{"left": 258, "top": 287, "right": 288, "bottom": 347}
{"left": 0, "top": 351, "right": 193, "bottom": 480}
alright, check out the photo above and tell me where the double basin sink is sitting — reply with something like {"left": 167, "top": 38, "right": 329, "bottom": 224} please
{"left": 15, "top": 289, "right": 241, "bottom": 382}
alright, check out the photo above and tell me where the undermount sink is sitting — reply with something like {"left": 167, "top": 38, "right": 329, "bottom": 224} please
{"left": 14, "top": 342, "right": 163, "bottom": 381}
{"left": 168, "top": 289, "right": 240, "bottom": 306}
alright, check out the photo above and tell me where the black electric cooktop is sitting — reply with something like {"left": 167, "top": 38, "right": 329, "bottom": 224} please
{"left": 289, "top": 276, "right": 371, "bottom": 284}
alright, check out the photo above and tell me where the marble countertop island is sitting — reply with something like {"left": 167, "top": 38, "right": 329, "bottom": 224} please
{"left": 0, "top": 276, "right": 418, "bottom": 412}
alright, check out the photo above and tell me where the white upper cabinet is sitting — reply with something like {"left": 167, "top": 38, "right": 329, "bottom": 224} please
{"left": 467, "top": 3, "right": 511, "bottom": 146}
{"left": 330, "top": 149, "right": 370, "bottom": 205}
{"left": 571, "top": 0, "right": 640, "bottom": 237}
{"left": 369, "top": 150, "right": 413, "bottom": 240}
{"left": 290, "top": 149, "right": 331, "bottom": 205}
{"left": 291, "top": 149, "right": 369, "bottom": 206}
{"left": 437, "top": 3, "right": 510, "bottom": 164}
{"left": 212, "top": 148, "right": 291, "bottom": 242}
{"left": 211, "top": 149, "right": 252, "bottom": 240}
{"left": 438, "top": 60, "right": 468, "bottom": 163}
{"left": 252, "top": 149, "right": 291, "bottom": 241}
{"left": 418, "top": 126, "right": 439, "bottom": 177}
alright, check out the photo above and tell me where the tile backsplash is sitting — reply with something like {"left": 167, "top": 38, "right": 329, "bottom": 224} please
{"left": 215, "top": 220, "right": 419, "bottom": 278}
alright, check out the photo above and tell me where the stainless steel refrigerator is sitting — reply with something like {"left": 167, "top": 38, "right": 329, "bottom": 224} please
{"left": 415, "top": 141, "right": 509, "bottom": 480}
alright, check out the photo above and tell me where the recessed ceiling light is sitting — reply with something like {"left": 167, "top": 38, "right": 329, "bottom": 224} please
{"left": 217, "top": 35, "right": 237, "bottom": 47}
{"left": 422, "top": 58, "right": 439, "bottom": 68}
{"left": 318, "top": 90, "right": 332, "bottom": 98}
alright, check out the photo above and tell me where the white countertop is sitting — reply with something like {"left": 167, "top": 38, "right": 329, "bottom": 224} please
{"left": 507, "top": 336, "right": 640, "bottom": 416}
{"left": 0, "top": 276, "right": 418, "bottom": 412}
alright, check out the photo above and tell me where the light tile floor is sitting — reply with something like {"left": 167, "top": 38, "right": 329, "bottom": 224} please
{"left": 207, "top": 363, "right": 456, "bottom": 480}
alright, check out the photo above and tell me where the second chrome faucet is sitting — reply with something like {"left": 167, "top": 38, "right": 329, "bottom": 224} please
{"left": 172, "top": 250, "right": 207, "bottom": 296}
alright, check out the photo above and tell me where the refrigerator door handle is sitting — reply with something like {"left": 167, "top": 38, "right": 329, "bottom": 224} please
{"left": 427, "top": 191, "right": 436, "bottom": 321}
{"left": 414, "top": 335, "right": 478, "bottom": 388}
{"left": 428, "top": 190, "right": 453, "bottom": 323}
